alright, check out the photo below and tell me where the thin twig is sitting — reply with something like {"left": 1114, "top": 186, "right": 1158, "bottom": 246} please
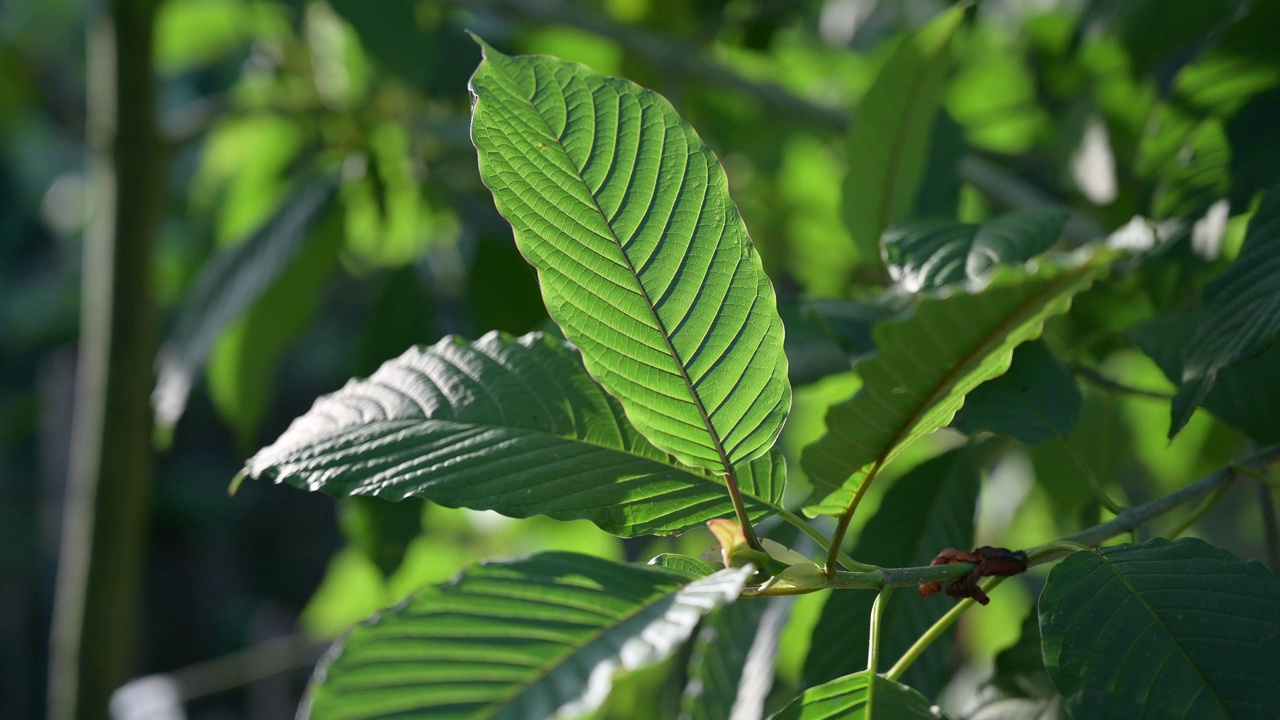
{"left": 1071, "top": 364, "right": 1174, "bottom": 400}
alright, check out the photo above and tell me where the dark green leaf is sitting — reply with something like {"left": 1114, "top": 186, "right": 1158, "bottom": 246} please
{"left": 304, "top": 552, "right": 752, "bottom": 720}
{"left": 1175, "top": 0, "right": 1280, "bottom": 116}
{"left": 770, "top": 671, "right": 947, "bottom": 720}
{"left": 804, "top": 449, "right": 980, "bottom": 697}
{"left": 1227, "top": 87, "right": 1280, "bottom": 207}
{"left": 968, "top": 611, "right": 1066, "bottom": 720}
{"left": 1039, "top": 538, "right": 1280, "bottom": 719}
{"left": 244, "top": 331, "right": 785, "bottom": 536}
{"left": 681, "top": 597, "right": 789, "bottom": 720}
{"left": 1129, "top": 314, "right": 1280, "bottom": 444}
{"left": 802, "top": 255, "right": 1110, "bottom": 515}
{"left": 207, "top": 211, "right": 343, "bottom": 452}
{"left": 338, "top": 496, "right": 423, "bottom": 578}
{"left": 883, "top": 209, "right": 1068, "bottom": 292}
{"left": 1111, "top": 0, "right": 1237, "bottom": 77}
{"left": 951, "top": 340, "right": 1082, "bottom": 444}
{"left": 844, "top": 7, "right": 965, "bottom": 264}
{"left": 469, "top": 38, "right": 790, "bottom": 474}
{"left": 154, "top": 173, "right": 338, "bottom": 435}
{"left": 1170, "top": 187, "right": 1280, "bottom": 437}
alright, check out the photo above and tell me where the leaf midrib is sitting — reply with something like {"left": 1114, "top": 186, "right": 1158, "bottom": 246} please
{"left": 255, "top": 416, "right": 780, "bottom": 510}
{"left": 834, "top": 264, "right": 1095, "bottom": 515}
{"left": 510, "top": 65, "right": 736, "bottom": 477}
{"left": 1091, "top": 548, "right": 1231, "bottom": 715}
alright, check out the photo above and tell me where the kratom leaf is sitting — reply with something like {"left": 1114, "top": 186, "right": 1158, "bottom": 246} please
{"left": 804, "top": 448, "right": 979, "bottom": 697}
{"left": 153, "top": 173, "right": 338, "bottom": 437}
{"left": 844, "top": 6, "right": 965, "bottom": 264}
{"left": 649, "top": 553, "right": 718, "bottom": 578}
{"left": 1129, "top": 314, "right": 1280, "bottom": 444}
{"left": 770, "top": 671, "right": 947, "bottom": 720}
{"left": 469, "top": 38, "right": 790, "bottom": 475}
{"left": 951, "top": 340, "right": 1082, "bottom": 444}
{"left": 802, "top": 255, "right": 1110, "bottom": 516}
{"left": 243, "top": 331, "right": 785, "bottom": 537}
{"left": 303, "top": 552, "right": 753, "bottom": 720}
{"left": 681, "top": 597, "right": 790, "bottom": 720}
{"left": 883, "top": 208, "right": 1068, "bottom": 292}
{"left": 1170, "top": 186, "right": 1280, "bottom": 438}
{"left": 1039, "top": 538, "right": 1280, "bottom": 719}
{"left": 968, "top": 611, "right": 1066, "bottom": 720}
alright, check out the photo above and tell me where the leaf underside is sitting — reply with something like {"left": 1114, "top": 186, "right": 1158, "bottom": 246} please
{"left": 303, "top": 552, "right": 752, "bottom": 720}
{"left": 243, "top": 331, "right": 785, "bottom": 537}
{"left": 1038, "top": 538, "right": 1280, "bottom": 719}
{"left": 771, "top": 670, "right": 947, "bottom": 719}
{"left": 802, "top": 256, "right": 1110, "bottom": 516}
{"left": 469, "top": 39, "right": 790, "bottom": 475}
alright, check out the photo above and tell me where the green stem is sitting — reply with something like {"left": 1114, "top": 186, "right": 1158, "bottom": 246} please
{"left": 723, "top": 471, "right": 763, "bottom": 551}
{"left": 774, "top": 508, "right": 877, "bottom": 572}
{"left": 1061, "top": 437, "right": 1125, "bottom": 515}
{"left": 1026, "top": 443, "right": 1280, "bottom": 564}
{"left": 885, "top": 577, "right": 1007, "bottom": 682}
{"left": 1167, "top": 485, "right": 1229, "bottom": 539}
{"left": 867, "top": 587, "right": 894, "bottom": 674}
{"left": 824, "top": 467, "right": 881, "bottom": 575}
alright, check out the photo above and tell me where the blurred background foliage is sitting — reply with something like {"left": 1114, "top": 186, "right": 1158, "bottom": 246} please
{"left": 2, "top": 0, "right": 1278, "bottom": 717}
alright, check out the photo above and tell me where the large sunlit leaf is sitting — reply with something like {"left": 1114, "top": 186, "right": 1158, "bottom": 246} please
{"left": 303, "top": 552, "right": 753, "bottom": 720}
{"left": 681, "top": 597, "right": 790, "bottom": 720}
{"left": 804, "top": 448, "right": 980, "bottom": 698}
{"left": 802, "top": 255, "right": 1110, "bottom": 515}
{"left": 153, "top": 173, "right": 338, "bottom": 438}
{"left": 883, "top": 208, "right": 1068, "bottom": 292}
{"left": 1170, "top": 186, "right": 1280, "bottom": 438}
{"left": 469, "top": 38, "right": 790, "bottom": 474}
{"left": 1039, "top": 538, "right": 1280, "bottom": 719}
{"left": 951, "top": 340, "right": 1082, "bottom": 445}
{"left": 770, "top": 671, "right": 946, "bottom": 720}
{"left": 242, "top": 331, "right": 785, "bottom": 537}
{"left": 844, "top": 6, "right": 964, "bottom": 263}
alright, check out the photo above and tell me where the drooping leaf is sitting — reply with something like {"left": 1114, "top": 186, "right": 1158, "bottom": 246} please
{"left": 303, "top": 552, "right": 753, "bottom": 720}
{"left": 951, "top": 340, "right": 1082, "bottom": 444}
{"left": 469, "top": 38, "right": 790, "bottom": 474}
{"left": 844, "top": 6, "right": 965, "bottom": 264}
{"left": 207, "top": 210, "right": 343, "bottom": 452}
{"left": 338, "top": 495, "right": 424, "bottom": 578}
{"left": 770, "top": 671, "right": 947, "bottom": 720}
{"left": 681, "top": 597, "right": 790, "bottom": 720}
{"left": 1170, "top": 186, "right": 1280, "bottom": 438}
{"left": 243, "top": 331, "right": 785, "bottom": 537}
{"left": 153, "top": 173, "right": 338, "bottom": 437}
{"left": 968, "top": 611, "right": 1066, "bottom": 720}
{"left": 1039, "top": 538, "right": 1280, "bottom": 719}
{"left": 804, "top": 448, "right": 980, "bottom": 697}
{"left": 882, "top": 208, "right": 1068, "bottom": 292}
{"left": 1129, "top": 314, "right": 1280, "bottom": 444}
{"left": 802, "top": 255, "right": 1111, "bottom": 516}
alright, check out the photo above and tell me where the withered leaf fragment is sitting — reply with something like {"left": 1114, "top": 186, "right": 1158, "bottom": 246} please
{"left": 918, "top": 546, "right": 1028, "bottom": 605}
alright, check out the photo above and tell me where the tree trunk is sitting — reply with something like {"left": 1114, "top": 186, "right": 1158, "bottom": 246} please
{"left": 48, "top": 1, "right": 163, "bottom": 718}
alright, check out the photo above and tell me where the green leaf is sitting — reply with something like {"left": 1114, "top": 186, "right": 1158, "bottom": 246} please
{"left": 951, "top": 340, "right": 1082, "bottom": 445}
{"left": 1039, "top": 538, "right": 1280, "bottom": 719}
{"left": 303, "top": 552, "right": 753, "bottom": 720}
{"left": 968, "top": 611, "right": 1066, "bottom": 720}
{"left": 770, "top": 671, "right": 947, "bottom": 720}
{"left": 1174, "top": 0, "right": 1280, "bottom": 116}
{"left": 844, "top": 6, "right": 965, "bottom": 263}
{"left": 681, "top": 598, "right": 789, "bottom": 720}
{"left": 243, "top": 331, "right": 785, "bottom": 537}
{"left": 153, "top": 173, "right": 338, "bottom": 436}
{"left": 883, "top": 208, "right": 1068, "bottom": 292}
{"left": 804, "top": 448, "right": 980, "bottom": 697}
{"left": 207, "top": 210, "right": 343, "bottom": 452}
{"left": 1129, "top": 314, "right": 1280, "bottom": 444}
{"left": 648, "top": 553, "right": 718, "bottom": 579}
{"left": 1170, "top": 187, "right": 1280, "bottom": 438}
{"left": 469, "top": 39, "right": 790, "bottom": 475}
{"left": 802, "top": 255, "right": 1111, "bottom": 516}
